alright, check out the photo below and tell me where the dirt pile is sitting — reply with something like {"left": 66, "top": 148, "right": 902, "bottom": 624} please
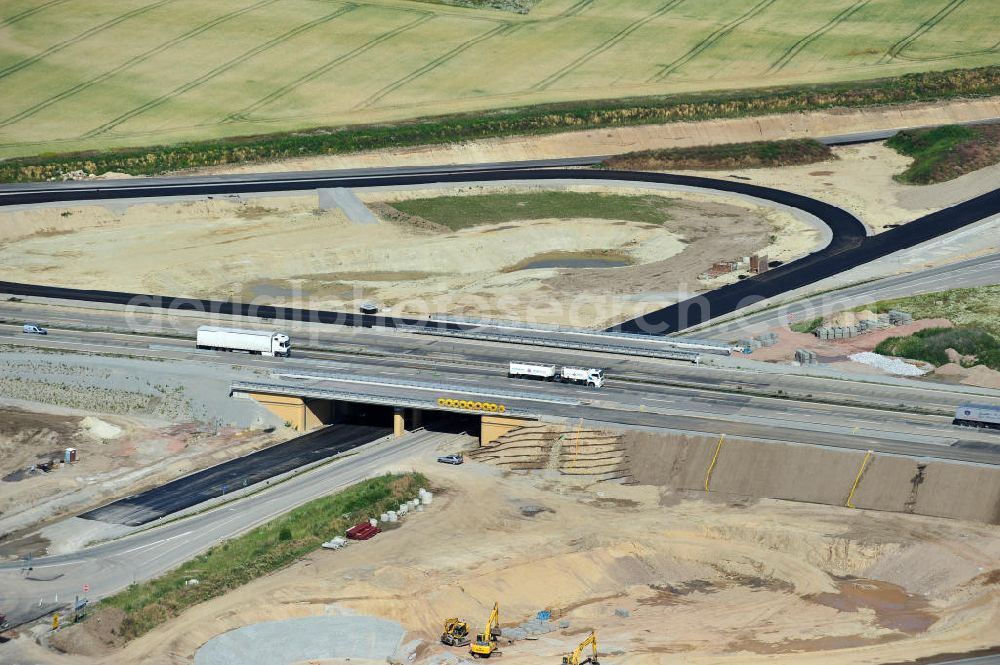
{"left": 471, "top": 424, "right": 631, "bottom": 482}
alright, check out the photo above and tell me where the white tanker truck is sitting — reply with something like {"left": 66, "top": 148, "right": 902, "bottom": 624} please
{"left": 508, "top": 361, "right": 605, "bottom": 388}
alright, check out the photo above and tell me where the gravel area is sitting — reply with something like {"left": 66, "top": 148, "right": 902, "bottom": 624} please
{"left": 0, "top": 346, "right": 274, "bottom": 427}
{"left": 193, "top": 615, "right": 406, "bottom": 665}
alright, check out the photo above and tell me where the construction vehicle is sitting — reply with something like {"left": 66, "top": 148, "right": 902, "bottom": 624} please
{"left": 441, "top": 617, "right": 471, "bottom": 647}
{"left": 469, "top": 602, "right": 501, "bottom": 657}
{"left": 561, "top": 630, "right": 598, "bottom": 665}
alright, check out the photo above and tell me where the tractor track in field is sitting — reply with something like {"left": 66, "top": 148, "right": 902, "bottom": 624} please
{"left": 767, "top": 0, "right": 871, "bottom": 74}
{"left": 0, "top": 0, "right": 280, "bottom": 129}
{"left": 880, "top": 0, "right": 967, "bottom": 63}
{"left": 0, "top": 0, "right": 70, "bottom": 29}
{"left": 531, "top": 0, "right": 685, "bottom": 91}
{"left": 648, "top": 0, "right": 778, "bottom": 82}
{"left": 0, "top": 0, "right": 175, "bottom": 82}
{"left": 224, "top": 11, "right": 436, "bottom": 124}
{"left": 355, "top": 21, "right": 518, "bottom": 111}
{"left": 81, "top": 3, "right": 360, "bottom": 139}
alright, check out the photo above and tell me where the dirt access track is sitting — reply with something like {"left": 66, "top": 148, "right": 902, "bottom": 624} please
{"left": 31, "top": 451, "right": 1000, "bottom": 665}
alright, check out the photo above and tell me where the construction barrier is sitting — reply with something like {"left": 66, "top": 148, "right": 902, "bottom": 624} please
{"left": 438, "top": 397, "right": 505, "bottom": 414}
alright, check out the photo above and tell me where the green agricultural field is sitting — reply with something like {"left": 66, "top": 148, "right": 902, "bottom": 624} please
{"left": 0, "top": 0, "right": 997, "bottom": 159}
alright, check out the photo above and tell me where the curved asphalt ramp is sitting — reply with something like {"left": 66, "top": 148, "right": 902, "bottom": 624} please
{"left": 79, "top": 424, "right": 388, "bottom": 526}
{"left": 194, "top": 615, "right": 405, "bottom": 665}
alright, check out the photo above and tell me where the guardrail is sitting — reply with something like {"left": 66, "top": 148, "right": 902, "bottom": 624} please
{"left": 428, "top": 314, "right": 732, "bottom": 354}
{"left": 398, "top": 325, "right": 704, "bottom": 362}
{"left": 274, "top": 372, "right": 580, "bottom": 405}
{"left": 231, "top": 381, "right": 539, "bottom": 417}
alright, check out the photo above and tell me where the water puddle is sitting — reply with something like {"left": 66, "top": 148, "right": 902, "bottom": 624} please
{"left": 519, "top": 257, "right": 629, "bottom": 269}
{"left": 248, "top": 282, "right": 308, "bottom": 299}
{"left": 810, "top": 578, "right": 937, "bottom": 635}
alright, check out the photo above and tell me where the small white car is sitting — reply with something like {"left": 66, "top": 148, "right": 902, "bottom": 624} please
{"left": 22, "top": 324, "right": 47, "bottom": 335}
{"left": 437, "top": 454, "right": 464, "bottom": 465}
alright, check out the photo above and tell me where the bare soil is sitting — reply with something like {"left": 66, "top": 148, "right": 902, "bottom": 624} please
{"left": 24, "top": 451, "right": 1000, "bottom": 665}
{"left": 0, "top": 186, "right": 815, "bottom": 328}
{"left": 0, "top": 402, "right": 289, "bottom": 555}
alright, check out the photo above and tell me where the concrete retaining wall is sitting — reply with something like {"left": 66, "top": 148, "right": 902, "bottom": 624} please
{"left": 622, "top": 431, "right": 1000, "bottom": 524}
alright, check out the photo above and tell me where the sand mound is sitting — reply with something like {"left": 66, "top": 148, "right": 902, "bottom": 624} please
{"left": 933, "top": 363, "right": 967, "bottom": 377}
{"left": 80, "top": 416, "right": 122, "bottom": 440}
{"left": 960, "top": 365, "right": 1000, "bottom": 390}
{"left": 826, "top": 311, "right": 858, "bottom": 327}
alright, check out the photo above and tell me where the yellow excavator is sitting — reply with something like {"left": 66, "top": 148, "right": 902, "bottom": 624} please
{"left": 469, "top": 602, "right": 502, "bottom": 658}
{"left": 561, "top": 630, "right": 599, "bottom": 665}
{"left": 441, "top": 617, "right": 471, "bottom": 647}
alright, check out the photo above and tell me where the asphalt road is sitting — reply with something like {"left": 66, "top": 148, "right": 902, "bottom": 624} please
{"left": 618, "top": 187, "right": 1000, "bottom": 333}
{"left": 3, "top": 323, "right": 999, "bottom": 466}
{"left": 0, "top": 429, "right": 444, "bottom": 627}
{"left": 1, "top": 163, "right": 998, "bottom": 333}
{"left": 699, "top": 252, "right": 1000, "bottom": 337}
{"left": 78, "top": 424, "right": 389, "bottom": 526}
{"left": 0, "top": 165, "right": 868, "bottom": 334}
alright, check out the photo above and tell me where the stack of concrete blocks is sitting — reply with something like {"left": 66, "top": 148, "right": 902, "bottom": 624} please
{"left": 755, "top": 332, "right": 778, "bottom": 347}
{"left": 815, "top": 325, "right": 858, "bottom": 339}
{"left": 794, "top": 349, "right": 818, "bottom": 365}
{"left": 505, "top": 616, "right": 566, "bottom": 641}
{"left": 856, "top": 318, "right": 880, "bottom": 333}
{"left": 888, "top": 310, "right": 913, "bottom": 325}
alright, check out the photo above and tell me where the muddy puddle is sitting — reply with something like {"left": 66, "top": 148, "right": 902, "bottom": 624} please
{"left": 810, "top": 578, "right": 937, "bottom": 634}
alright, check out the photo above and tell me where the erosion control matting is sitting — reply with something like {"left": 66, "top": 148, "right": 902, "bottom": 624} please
{"left": 79, "top": 424, "right": 388, "bottom": 526}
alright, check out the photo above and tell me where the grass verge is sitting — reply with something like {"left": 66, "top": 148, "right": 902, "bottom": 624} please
{"left": 886, "top": 122, "right": 1000, "bottom": 184}
{"left": 789, "top": 316, "right": 824, "bottom": 334}
{"left": 387, "top": 191, "right": 673, "bottom": 230}
{"left": 602, "top": 138, "right": 833, "bottom": 171}
{"left": 876, "top": 327, "right": 1000, "bottom": 370}
{"left": 863, "top": 284, "right": 1000, "bottom": 336}
{"left": 2, "top": 65, "right": 998, "bottom": 183}
{"left": 97, "top": 472, "right": 425, "bottom": 642}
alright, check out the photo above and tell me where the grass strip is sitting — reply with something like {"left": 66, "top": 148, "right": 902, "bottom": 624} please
{"left": 886, "top": 122, "right": 1000, "bottom": 184}
{"left": 98, "top": 472, "right": 425, "bottom": 641}
{"left": 3, "top": 65, "right": 999, "bottom": 182}
{"left": 862, "top": 284, "right": 1000, "bottom": 336}
{"left": 602, "top": 138, "right": 832, "bottom": 171}
{"left": 388, "top": 190, "right": 673, "bottom": 229}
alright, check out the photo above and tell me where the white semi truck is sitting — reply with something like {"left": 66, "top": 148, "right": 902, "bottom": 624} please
{"left": 196, "top": 326, "right": 291, "bottom": 357}
{"left": 509, "top": 361, "right": 605, "bottom": 388}
{"left": 953, "top": 403, "right": 1000, "bottom": 429}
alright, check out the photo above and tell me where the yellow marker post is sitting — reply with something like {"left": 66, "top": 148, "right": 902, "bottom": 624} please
{"left": 704, "top": 434, "right": 726, "bottom": 492}
{"left": 846, "top": 450, "right": 874, "bottom": 508}
{"left": 569, "top": 419, "right": 584, "bottom": 471}
{"left": 52, "top": 613, "right": 59, "bottom": 630}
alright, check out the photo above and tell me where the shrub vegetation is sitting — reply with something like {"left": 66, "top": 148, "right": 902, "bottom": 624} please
{"left": 99, "top": 472, "right": 425, "bottom": 641}
{"left": 2, "top": 65, "right": 998, "bottom": 183}
{"left": 886, "top": 122, "right": 1000, "bottom": 184}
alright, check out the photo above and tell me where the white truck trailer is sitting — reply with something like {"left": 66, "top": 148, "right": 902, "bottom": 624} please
{"left": 560, "top": 366, "right": 605, "bottom": 388}
{"left": 509, "top": 362, "right": 605, "bottom": 388}
{"left": 953, "top": 404, "right": 1000, "bottom": 429}
{"left": 509, "top": 361, "right": 557, "bottom": 380}
{"left": 196, "top": 326, "right": 291, "bottom": 357}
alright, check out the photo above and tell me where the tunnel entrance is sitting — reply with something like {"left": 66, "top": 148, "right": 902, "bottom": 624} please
{"left": 330, "top": 402, "right": 481, "bottom": 438}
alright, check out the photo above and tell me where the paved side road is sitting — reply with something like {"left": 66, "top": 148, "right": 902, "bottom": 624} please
{"left": 698, "top": 252, "right": 1000, "bottom": 337}
{"left": 0, "top": 429, "right": 448, "bottom": 628}
{"left": 79, "top": 424, "right": 389, "bottom": 526}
